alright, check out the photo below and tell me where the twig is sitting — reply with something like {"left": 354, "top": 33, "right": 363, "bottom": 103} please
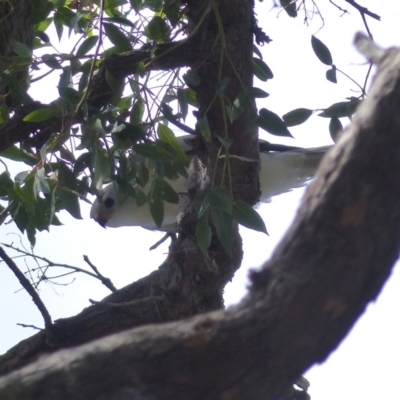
{"left": 83, "top": 255, "right": 117, "bottom": 292}
{"left": 345, "top": 0, "right": 381, "bottom": 21}
{"left": 2, "top": 243, "right": 116, "bottom": 292}
{"left": 329, "top": 0, "right": 349, "bottom": 16}
{"left": 16, "top": 323, "right": 43, "bottom": 331}
{"left": 0, "top": 246, "right": 52, "bottom": 328}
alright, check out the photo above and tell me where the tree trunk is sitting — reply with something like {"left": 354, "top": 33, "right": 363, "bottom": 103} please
{"left": 0, "top": 35, "right": 399, "bottom": 400}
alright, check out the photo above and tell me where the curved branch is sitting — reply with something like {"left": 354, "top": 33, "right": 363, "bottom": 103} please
{"left": 1, "top": 35, "right": 400, "bottom": 400}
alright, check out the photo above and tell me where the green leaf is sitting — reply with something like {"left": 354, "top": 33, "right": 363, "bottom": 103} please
{"left": 135, "top": 188, "right": 147, "bottom": 206}
{"left": 329, "top": 117, "right": 343, "bottom": 142}
{"left": 103, "top": 16, "right": 137, "bottom": 28}
{"left": 133, "top": 143, "right": 176, "bottom": 162}
{"left": 76, "top": 36, "right": 98, "bottom": 57}
{"left": 233, "top": 199, "right": 268, "bottom": 234}
{"left": 57, "top": 163, "right": 82, "bottom": 219}
{"left": 34, "top": 168, "right": 51, "bottom": 195}
{"left": 196, "top": 215, "right": 211, "bottom": 255}
{"left": 93, "top": 146, "right": 111, "bottom": 191}
{"left": 157, "top": 123, "right": 190, "bottom": 166}
{"left": 149, "top": 178, "right": 164, "bottom": 228}
{"left": 206, "top": 189, "right": 232, "bottom": 213}
{"left": 103, "top": 22, "right": 132, "bottom": 51}
{"left": 31, "top": 0, "right": 54, "bottom": 24}
{"left": 130, "top": 97, "right": 145, "bottom": 124}
{"left": 164, "top": 0, "right": 180, "bottom": 26}
{"left": 137, "top": 162, "right": 149, "bottom": 187}
{"left": 112, "top": 122, "right": 145, "bottom": 148}
{"left": 211, "top": 207, "right": 232, "bottom": 256}
{"left": 0, "top": 146, "right": 37, "bottom": 165}
{"left": 311, "top": 36, "right": 333, "bottom": 66}
{"left": 0, "top": 171, "right": 13, "bottom": 196}
{"left": 158, "top": 179, "right": 179, "bottom": 204}
{"left": 282, "top": 108, "right": 313, "bottom": 127}
{"left": 130, "top": 0, "right": 144, "bottom": 12}
{"left": 177, "top": 88, "right": 189, "bottom": 118}
{"left": 319, "top": 98, "right": 361, "bottom": 118}
{"left": 41, "top": 53, "right": 62, "bottom": 69}
{"left": 253, "top": 58, "right": 273, "bottom": 81}
{"left": 144, "top": 16, "right": 170, "bottom": 42}
{"left": 13, "top": 42, "right": 32, "bottom": 59}
{"left": 256, "top": 108, "right": 292, "bottom": 137}
{"left": 326, "top": 66, "right": 337, "bottom": 83}
{"left": 23, "top": 107, "right": 58, "bottom": 122}
{"left": 248, "top": 87, "right": 269, "bottom": 98}
{"left": 184, "top": 69, "right": 201, "bottom": 86}
{"left": 198, "top": 116, "right": 211, "bottom": 142}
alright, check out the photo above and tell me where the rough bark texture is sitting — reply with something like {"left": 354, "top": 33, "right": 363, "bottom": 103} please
{"left": 0, "top": 0, "right": 253, "bottom": 376}
{"left": 0, "top": 35, "right": 400, "bottom": 400}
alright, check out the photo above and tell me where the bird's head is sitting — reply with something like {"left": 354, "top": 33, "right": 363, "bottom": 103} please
{"left": 90, "top": 184, "right": 118, "bottom": 228}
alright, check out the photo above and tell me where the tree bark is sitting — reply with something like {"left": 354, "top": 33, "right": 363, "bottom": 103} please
{"left": 0, "top": 0, "right": 254, "bottom": 375}
{"left": 0, "top": 35, "right": 399, "bottom": 400}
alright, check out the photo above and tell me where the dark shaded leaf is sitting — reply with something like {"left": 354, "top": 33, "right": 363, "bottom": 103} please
{"left": 206, "top": 189, "right": 232, "bottom": 213}
{"left": 248, "top": 87, "right": 269, "bottom": 98}
{"left": 57, "top": 163, "right": 82, "bottom": 219}
{"left": 157, "top": 123, "right": 189, "bottom": 166}
{"left": 283, "top": 108, "right": 313, "bottom": 127}
{"left": 0, "top": 146, "right": 37, "bottom": 165}
{"left": 149, "top": 178, "right": 164, "bottom": 227}
{"left": 319, "top": 98, "right": 361, "bottom": 118}
{"left": 253, "top": 58, "right": 274, "bottom": 81}
{"left": 196, "top": 215, "right": 211, "bottom": 255}
{"left": 211, "top": 207, "right": 232, "bottom": 256}
{"left": 76, "top": 36, "right": 99, "bottom": 57}
{"left": 329, "top": 117, "right": 343, "bottom": 142}
{"left": 184, "top": 69, "right": 201, "bottom": 86}
{"left": 134, "top": 143, "right": 176, "bottom": 162}
{"left": 23, "top": 107, "right": 58, "bottom": 122}
{"left": 256, "top": 108, "right": 292, "bottom": 137}
{"left": 103, "top": 22, "right": 132, "bottom": 51}
{"left": 311, "top": 36, "right": 333, "bottom": 66}
{"left": 158, "top": 179, "right": 179, "bottom": 204}
{"left": 144, "top": 16, "right": 170, "bottom": 42}
{"left": 0, "top": 171, "right": 13, "bottom": 196}
{"left": 233, "top": 199, "right": 268, "bottom": 234}
{"left": 198, "top": 116, "right": 211, "bottom": 142}
{"left": 326, "top": 66, "right": 337, "bottom": 83}
{"left": 41, "top": 54, "right": 62, "bottom": 69}
{"left": 130, "top": 97, "right": 145, "bottom": 124}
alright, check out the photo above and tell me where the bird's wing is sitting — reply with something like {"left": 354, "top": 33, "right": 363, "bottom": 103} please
{"left": 90, "top": 137, "right": 331, "bottom": 230}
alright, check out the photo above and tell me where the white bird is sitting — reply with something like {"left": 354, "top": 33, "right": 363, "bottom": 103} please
{"left": 90, "top": 138, "right": 331, "bottom": 231}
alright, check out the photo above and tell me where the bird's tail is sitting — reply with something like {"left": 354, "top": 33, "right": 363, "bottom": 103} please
{"left": 259, "top": 145, "right": 331, "bottom": 202}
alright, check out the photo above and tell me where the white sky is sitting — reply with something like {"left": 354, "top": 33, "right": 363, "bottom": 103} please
{"left": 1, "top": 1, "right": 400, "bottom": 399}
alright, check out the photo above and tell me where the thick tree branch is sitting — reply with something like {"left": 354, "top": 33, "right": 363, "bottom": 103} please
{"left": 0, "top": 34, "right": 400, "bottom": 400}
{"left": 0, "top": 34, "right": 208, "bottom": 153}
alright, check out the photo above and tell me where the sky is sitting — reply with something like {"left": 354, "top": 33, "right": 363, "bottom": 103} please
{"left": 1, "top": 1, "right": 400, "bottom": 399}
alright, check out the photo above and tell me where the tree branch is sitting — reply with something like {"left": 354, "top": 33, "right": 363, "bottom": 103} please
{"left": 0, "top": 246, "right": 52, "bottom": 329}
{"left": 1, "top": 34, "right": 400, "bottom": 400}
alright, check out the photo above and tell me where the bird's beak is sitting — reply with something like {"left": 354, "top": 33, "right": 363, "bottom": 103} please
{"left": 97, "top": 218, "right": 108, "bottom": 228}
{"left": 93, "top": 212, "right": 108, "bottom": 228}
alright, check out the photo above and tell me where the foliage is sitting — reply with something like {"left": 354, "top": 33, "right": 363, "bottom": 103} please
{"left": 0, "top": 0, "right": 365, "bottom": 252}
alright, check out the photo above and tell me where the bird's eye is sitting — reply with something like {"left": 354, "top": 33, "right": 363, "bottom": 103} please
{"left": 104, "top": 198, "right": 114, "bottom": 208}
